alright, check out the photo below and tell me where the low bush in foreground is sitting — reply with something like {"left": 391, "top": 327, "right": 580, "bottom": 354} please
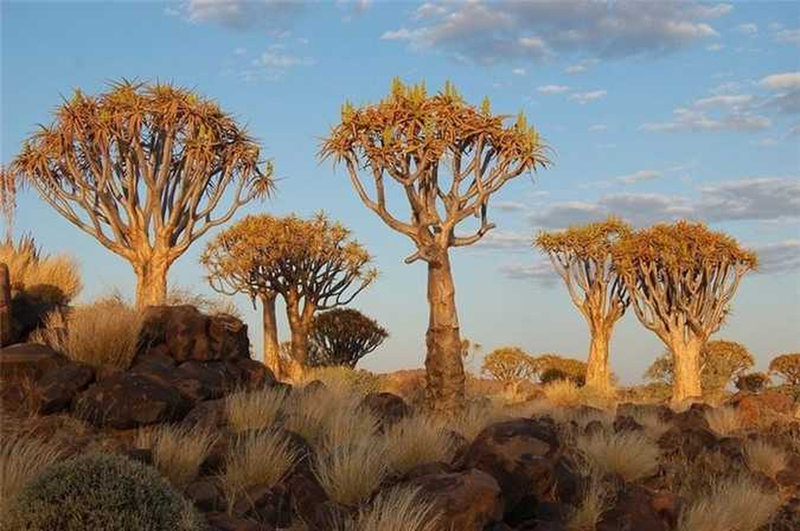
{"left": 3, "top": 453, "right": 203, "bottom": 531}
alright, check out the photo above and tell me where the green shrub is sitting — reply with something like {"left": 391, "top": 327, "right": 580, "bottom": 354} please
{"left": 3, "top": 453, "right": 204, "bottom": 531}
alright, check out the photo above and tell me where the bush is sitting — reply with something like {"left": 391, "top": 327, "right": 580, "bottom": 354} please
{"left": 32, "top": 296, "right": 144, "bottom": 369}
{"left": 3, "top": 453, "right": 203, "bottom": 531}
{"left": 734, "top": 372, "right": 771, "bottom": 393}
{"left": 769, "top": 353, "right": 800, "bottom": 385}
{"left": 308, "top": 308, "right": 388, "bottom": 368}
{"left": 543, "top": 379, "right": 583, "bottom": 407}
{"left": 704, "top": 407, "right": 741, "bottom": 436}
{"left": 314, "top": 439, "right": 388, "bottom": 507}
{"left": 0, "top": 436, "right": 64, "bottom": 516}
{"left": 535, "top": 354, "right": 587, "bottom": 385}
{"left": 743, "top": 440, "right": 787, "bottom": 478}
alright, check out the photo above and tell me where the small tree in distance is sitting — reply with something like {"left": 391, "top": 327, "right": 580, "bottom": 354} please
{"left": 534, "top": 354, "right": 588, "bottom": 385}
{"left": 614, "top": 221, "right": 757, "bottom": 402}
{"left": 9, "top": 80, "right": 273, "bottom": 308}
{"left": 481, "top": 347, "right": 538, "bottom": 393}
{"left": 769, "top": 353, "right": 800, "bottom": 385}
{"left": 202, "top": 213, "right": 377, "bottom": 378}
{"left": 535, "top": 217, "right": 631, "bottom": 391}
{"left": 321, "top": 79, "right": 550, "bottom": 412}
{"left": 308, "top": 308, "right": 388, "bottom": 368}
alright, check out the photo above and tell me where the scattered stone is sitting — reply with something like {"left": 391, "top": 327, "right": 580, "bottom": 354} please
{"left": 36, "top": 361, "right": 95, "bottom": 414}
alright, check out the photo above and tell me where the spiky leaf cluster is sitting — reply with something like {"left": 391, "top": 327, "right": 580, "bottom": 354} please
{"left": 481, "top": 347, "right": 538, "bottom": 384}
{"left": 307, "top": 308, "right": 388, "bottom": 368}
{"left": 769, "top": 353, "right": 800, "bottom": 385}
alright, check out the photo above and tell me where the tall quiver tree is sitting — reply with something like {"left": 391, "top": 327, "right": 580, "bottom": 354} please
{"left": 321, "top": 79, "right": 550, "bottom": 412}
{"left": 8, "top": 80, "right": 273, "bottom": 308}
{"left": 202, "top": 213, "right": 377, "bottom": 378}
{"left": 614, "top": 221, "right": 757, "bottom": 402}
{"left": 536, "top": 218, "right": 631, "bottom": 391}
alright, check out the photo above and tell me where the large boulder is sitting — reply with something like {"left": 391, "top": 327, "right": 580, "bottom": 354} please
{"left": 597, "top": 485, "right": 671, "bottom": 531}
{"left": 406, "top": 468, "right": 504, "bottom": 531}
{"left": 0, "top": 343, "right": 68, "bottom": 414}
{"left": 35, "top": 361, "right": 95, "bottom": 414}
{"left": 728, "top": 391, "right": 796, "bottom": 428}
{"left": 458, "top": 418, "right": 562, "bottom": 515}
{"left": 137, "top": 305, "right": 250, "bottom": 363}
{"left": 74, "top": 372, "right": 192, "bottom": 429}
{"left": 360, "top": 392, "right": 412, "bottom": 426}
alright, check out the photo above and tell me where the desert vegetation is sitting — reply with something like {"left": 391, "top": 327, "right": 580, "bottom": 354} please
{"left": 1, "top": 76, "right": 797, "bottom": 531}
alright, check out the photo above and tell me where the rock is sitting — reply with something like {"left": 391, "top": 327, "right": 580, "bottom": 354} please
{"left": 232, "top": 484, "right": 290, "bottom": 527}
{"left": 95, "top": 363, "right": 124, "bottom": 381}
{"left": 286, "top": 470, "right": 330, "bottom": 530}
{"left": 360, "top": 392, "right": 412, "bottom": 426}
{"left": 657, "top": 425, "right": 718, "bottom": 459}
{"left": 0, "top": 343, "right": 66, "bottom": 381}
{"left": 138, "top": 305, "right": 250, "bottom": 363}
{"left": 584, "top": 420, "right": 606, "bottom": 437}
{"left": 75, "top": 372, "right": 192, "bottom": 429}
{"left": 205, "top": 512, "right": 274, "bottom": 531}
{"left": 613, "top": 415, "right": 644, "bottom": 433}
{"left": 597, "top": 485, "right": 670, "bottom": 531}
{"left": 402, "top": 461, "right": 454, "bottom": 481}
{"left": 36, "top": 361, "right": 95, "bottom": 414}
{"left": 459, "top": 418, "right": 562, "bottom": 514}
{"left": 777, "top": 454, "right": 800, "bottom": 491}
{"left": 235, "top": 358, "right": 275, "bottom": 389}
{"left": 616, "top": 403, "right": 674, "bottom": 423}
{"left": 186, "top": 479, "right": 225, "bottom": 512}
{"left": 552, "top": 457, "right": 583, "bottom": 506}
{"left": 124, "top": 448, "right": 153, "bottom": 466}
{"left": 406, "top": 468, "right": 504, "bottom": 531}
{"left": 671, "top": 403, "right": 711, "bottom": 432}
{"left": 729, "top": 391, "right": 795, "bottom": 428}
{"left": 183, "top": 398, "right": 228, "bottom": 430}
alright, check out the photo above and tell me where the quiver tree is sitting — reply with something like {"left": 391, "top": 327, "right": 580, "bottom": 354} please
{"left": 481, "top": 346, "right": 538, "bottom": 393}
{"left": 307, "top": 308, "right": 388, "bottom": 368}
{"left": 769, "top": 353, "right": 800, "bottom": 385}
{"left": 735, "top": 372, "right": 771, "bottom": 393}
{"left": 8, "top": 80, "right": 273, "bottom": 308}
{"left": 533, "top": 354, "right": 588, "bottom": 385}
{"left": 320, "top": 79, "right": 550, "bottom": 412}
{"left": 535, "top": 218, "right": 630, "bottom": 391}
{"left": 614, "top": 221, "right": 757, "bottom": 402}
{"left": 202, "top": 213, "right": 377, "bottom": 378}
{"left": 645, "top": 340, "right": 754, "bottom": 394}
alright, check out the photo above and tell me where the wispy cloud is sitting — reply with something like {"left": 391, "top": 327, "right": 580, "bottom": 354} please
{"left": 568, "top": 90, "right": 607, "bottom": 104}
{"left": 755, "top": 240, "right": 800, "bottom": 274}
{"left": 537, "top": 84, "right": 570, "bottom": 94}
{"left": 180, "top": 0, "right": 302, "bottom": 34}
{"left": 499, "top": 261, "right": 559, "bottom": 286}
{"left": 616, "top": 170, "right": 661, "bottom": 185}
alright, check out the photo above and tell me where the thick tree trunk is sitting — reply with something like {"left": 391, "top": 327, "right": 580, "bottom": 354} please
{"left": 133, "top": 257, "right": 168, "bottom": 309}
{"left": 285, "top": 294, "right": 313, "bottom": 380}
{"left": 260, "top": 293, "right": 281, "bottom": 379}
{"left": 585, "top": 324, "right": 611, "bottom": 391}
{"left": 425, "top": 251, "right": 465, "bottom": 413}
{"left": 671, "top": 337, "right": 703, "bottom": 403}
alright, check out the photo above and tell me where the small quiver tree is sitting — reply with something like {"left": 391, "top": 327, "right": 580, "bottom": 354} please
{"left": 534, "top": 354, "right": 588, "bottom": 385}
{"left": 203, "top": 213, "right": 377, "bottom": 379}
{"left": 614, "top": 221, "right": 757, "bottom": 402}
{"left": 9, "top": 80, "right": 273, "bottom": 308}
{"left": 307, "top": 308, "right": 388, "bottom": 368}
{"left": 320, "top": 78, "right": 550, "bottom": 412}
{"left": 735, "top": 372, "right": 771, "bottom": 393}
{"left": 769, "top": 353, "right": 800, "bottom": 385}
{"left": 481, "top": 346, "right": 538, "bottom": 394}
{"left": 535, "top": 217, "right": 630, "bottom": 391}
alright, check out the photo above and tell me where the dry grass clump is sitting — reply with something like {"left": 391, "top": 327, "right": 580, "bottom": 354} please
{"left": 566, "top": 470, "right": 615, "bottom": 531}
{"left": 384, "top": 415, "right": 455, "bottom": 475}
{"left": 135, "top": 425, "right": 217, "bottom": 488}
{"left": 0, "top": 436, "right": 64, "bottom": 514}
{"left": 166, "top": 286, "right": 242, "bottom": 319}
{"left": 301, "top": 366, "right": 383, "bottom": 398}
{"left": 320, "top": 405, "right": 380, "bottom": 454}
{"left": 743, "top": 439, "right": 787, "bottom": 478}
{"left": 544, "top": 379, "right": 583, "bottom": 407}
{"left": 677, "top": 474, "right": 782, "bottom": 531}
{"left": 627, "top": 409, "right": 672, "bottom": 439}
{"left": 221, "top": 429, "right": 297, "bottom": 510}
{"left": 282, "top": 385, "right": 356, "bottom": 444}
{"left": 225, "top": 387, "right": 287, "bottom": 432}
{"left": 333, "top": 485, "right": 441, "bottom": 531}
{"left": 0, "top": 236, "right": 81, "bottom": 304}
{"left": 704, "top": 406, "right": 741, "bottom": 436}
{"left": 446, "top": 401, "right": 508, "bottom": 442}
{"left": 576, "top": 430, "right": 661, "bottom": 482}
{"left": 32, "top": 297, "right": 144, "bottom": 369}
{"left": 314, "top": 440, "right": 388, "bottom": 507}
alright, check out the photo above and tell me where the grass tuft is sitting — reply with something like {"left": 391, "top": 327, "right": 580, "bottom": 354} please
{"left": 332, "top": 485, "right": 441, "bottom": 531}
{"left": 743, "top": 439, "right": 787, "bottom": 478}
{"left": 0, "top": 436, "right": 64, "bottom": 514}
{"left": 566, "top": 470, "right": 615, "bottom": 531}
{"left": 576, "top": 430, "right": 661, "bottom": 482}
{"left": 544, "top": 379, "right": 583, "bottom": 407}
{"left": 225, "top": 387, "right": 287, "bottom": 433}
{"left": 0, "top": 236, "right": 81, "bottom": 304}
{"left": 314, "top": 439, "right": 388, "bottom": 507}
{"left": 384, "top": 415, "right": 455, "bottom": 475}
{"left": 136, "top": 425, "right": 217, "bottom": 488}
{"left": 704, "top": 407, "right": 741, "bottom": 436}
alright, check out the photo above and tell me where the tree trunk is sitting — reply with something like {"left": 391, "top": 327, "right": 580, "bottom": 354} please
{"left": 425, "top": 251, "right": 465, "bottom": 413}
{"left": 0, "top": 263, "right": 11, "bottom": 347}
{"left": 260, "top": 293, "right": 281, "bottom": 379}
{"left": 285, "top": 294, "right": 312, "bottom": 380}
{"left": 671, "top": 337, "right": 703, "bottom": 403}
{"left": 585, "top": 324, "right": 611, "bottom": 391}
{"left": 133, "top": 257, "right": 169, "bottom": 309}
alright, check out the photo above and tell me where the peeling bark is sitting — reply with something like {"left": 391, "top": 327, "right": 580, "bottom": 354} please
{"left": 671, "top": 337, "right": 703, "bottom": 402}
{"left": 585, "top": 325, "right": 612, "bottom": 390}
{"left": 261, "top": 293, "right": 281, "bottom": 379}
{"left": 134, "top": 257, "right": 168, "bottom": 309}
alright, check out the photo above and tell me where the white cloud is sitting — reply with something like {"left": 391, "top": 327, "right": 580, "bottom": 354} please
{"left": 512, "top": 68, "right": 527, "bottom": 76}
{"left": 694, "top": 94, "right": 754, "bottom": 108}
{"left": 494, "top": 201, "right": 527, "bottom": 212}
{"left": 706, "top": 43, "right": 725, "bottom": 51}
{"left": 473, "top": 230, "right": 531, "bottom": 251}
{"left": 775, "top": 28, "right": 800, "bottom": 46}
{"left": 759, "top": 72, "right": 800, "bottom": 91}
{"left": 499, "top": 261, "right": 559, "bottom": 286}
{"left": 588, "top": 124, "right": 607, "bottom": 132}
{"left": 381, "top": 1, "right": 731, "bottom": 65}
{"left": 537, "top": 84, "right": 570, "bottom": 94}
{"left": 616, "top": 170, "right": 661, "bottom": 185}
{"left": 257, "top": 51, "right": 315, "bottom": 68}
{"left": 565, "top": 58, "right": 600, "bottom": 74}
{"left": 568, "top": 90, "right": 607, "bottom": 104}
{"left": 735, "top": 23, "right": 758, "bottom": 35}
{"left": 643, "top": 105, "right": 770, "bottom": 133}
{"left": 181, "top": 0, "right": 302, "bottom": 33}
{"left": 755, "top": 240, "right": 800, "bottom": 274}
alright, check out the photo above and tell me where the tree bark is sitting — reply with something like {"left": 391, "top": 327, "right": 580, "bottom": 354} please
{"left": 425, "top": 251, "right": 465, "bottom": 413}
{"left": 285, "top": 293, "right": 314, "bottom": 379}
{"left": 671, "top": 337, "right": 703, "bottom": 403}
{"left": 133, "top": 257, "right": 169, "bottom": 309}
{"left": 585, "top": 324, "right": 611, "bottom": 391}
{"left": 0, "top": 263, "right": 11, "bottom": 347}
{"left": 260, "top": 293, "right": 281, "bottom": 379}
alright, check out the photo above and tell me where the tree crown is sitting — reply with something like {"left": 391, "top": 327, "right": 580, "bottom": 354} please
{"left": 308, "top": 308, "right": 388, "bottom": 368}
{"left": 645, "top": 340, "right": 754, "bottom": 391}
{"left": 481, "top": 347, "right": 538, "bottom": 384}
{"left": 535, "top": 217, "right": 631, "bottom": 261}
{"left": 769, "top": 353, "right": 800, "bottom": 384}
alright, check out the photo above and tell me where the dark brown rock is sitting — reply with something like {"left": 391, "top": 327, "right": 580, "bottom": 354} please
{"left": 183, "top": 398, "right": 228, "bottom": 430}
{"left": 74, "top": 372, "right": 192, "bottom": 429}
{"left": 729, "top": 391, "right": 795, "bottom": 428}
{"left": 235, "top": 358, "right": 275, "bottom": 389}
{"left": 671, "top": 403, "right": 711, "bottom": 432}
{"left": 205, "top": 512, "right": 274, "bottom": 531}
{"left": 0, "top": 343, "right": 67, "bottom": 380}
{"left": 406, "top": 468, "right": 504, "bottom": 531}
{"left": 286, "top": 470, "right": 330, "bottom": 530}
{"left": 613, "top": 415, "right": 644, "bottom": 433}
{"left": 657, "top": 425, "right": 718, "bottom": 459}
{"left": 616, "top": 403, "right": 674, "bottom": 423}
{"left": 597, "top": 485, "right": 670, "bottom": 531}
{"left": 36, "top": 361, "right": 95, "bottom": 414}
{"left": 459, "top": 418, "right": 562, "bottom": 514}
{"left": 232, "top": 484, "right": 290, "bottom": 527}
{"left": 360, "top": 392, "right": 412, "bottom": 425}
{"left": 186, "top": 479, "right": 225, "bottom": 512}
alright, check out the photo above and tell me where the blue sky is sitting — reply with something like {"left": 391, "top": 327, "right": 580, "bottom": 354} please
{"left": 2, "top": 1, "right": 799, "bottom": 383}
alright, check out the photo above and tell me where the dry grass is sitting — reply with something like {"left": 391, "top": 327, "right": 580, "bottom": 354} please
{"left": 225, "top": 387, "right": 287, "bottom": 432}
{"left": 743, "top": 439, "right": 787, "bottom": 478}
{"left": 32, "top": 297, "right": 144, "bottom": 369}
{"left": 301, "top": 366, "right": 383, "bottom": 398}
{"left": 627, "top": 409, "right": 672, "bottom": 439}
{"left": 166, "top": 286, "right": 242, "bottom": 319}
{"left": 446, "top": 401, "right": 508, "bottom": 442}
{"left": 576, "top": 430, "right": 661, "bottom": 482}
{"left": 282, "top": 385, "right": 355, "bottom": 444}
{"left": 677, "top": 474, "right": 782, "bottom": 531}
{"left": 333, "top": 485, "right": 441, "bottom": 531}
{"left": 544, "top": 379, "right": 583, "bottom": 407}
{"left": 566, "top": 470, "right": 615, "bottom": 531}
{"left": 221, "top": 429, "right": 297, "bottom": 511}
{"left": 0, "top": 436, "right": 64, "bottom": 514}
{"left": 135, "top": 425, "right": 217, "bottom": 488}
{"left": 0, "top": 236, "right": 81, "bottom": 304}
{"left": 384, "top": 415, "right": 456, "bottom": 475}
{"left": 320, "top": 404, "right": 380, "bottom": 454}
{"left": 314, "top": 439, "right": 388, "bottom": 507}
{"left": 704, "top": 407, "right": 742, "bottom": 436}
